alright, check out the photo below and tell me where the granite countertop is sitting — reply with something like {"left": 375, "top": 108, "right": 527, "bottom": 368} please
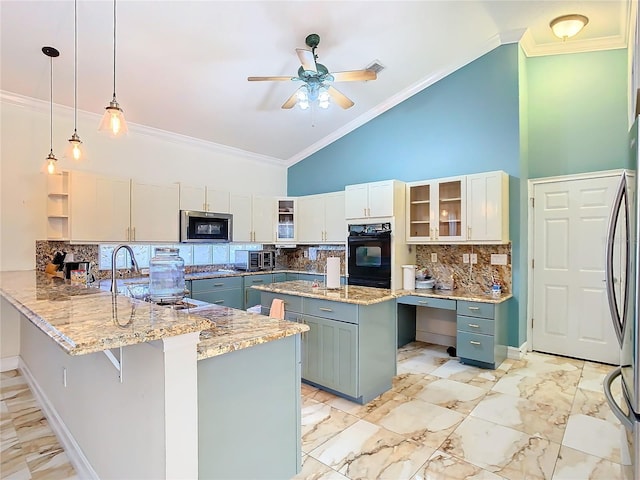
{"left": 253, "top": 281, "right": 512, "bottom": 305}
{"left": 0, "top": 271, "right": 307, "bottom": 358}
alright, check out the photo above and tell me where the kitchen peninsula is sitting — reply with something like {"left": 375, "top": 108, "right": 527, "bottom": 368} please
{"left": 0, "top": 270, "right": 308, "bottom": 479}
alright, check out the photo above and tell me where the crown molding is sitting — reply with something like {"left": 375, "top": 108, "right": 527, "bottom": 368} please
{"left": 0, "top": 90, "right": 288, "bottom": 167}
{"left": 285, "top": 33, "right": 504, "bottom": 167}
{"left": 520, "top": 29, "right": 627, "bottom": 57}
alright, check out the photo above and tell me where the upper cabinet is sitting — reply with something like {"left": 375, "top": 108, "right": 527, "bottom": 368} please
{"left": 179, "top": 184, "right": 230, "bottom": 213}
{"left": 345, "top": 180, "right": 403, "bottom": 219}
{"left": 230, "top": 193, "right": 275, "bottom": 243}
{"left": 406, "top": 171, "right": 509, "bottom": 244}
{"left": 466, "top": 171, "right": 509, "bottom": 243}
{"left": 130, "top": 181, "right": 180, "bottom": 242}
{"left": 276, "top": 198, "right": 296, "bottom": 243}
{"left": 297, "top": 191, "right": 346, "bottom": 243}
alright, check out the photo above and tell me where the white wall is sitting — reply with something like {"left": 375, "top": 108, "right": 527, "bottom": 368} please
{"left": 0, "top": 92, "right": 288, "bottom": 272}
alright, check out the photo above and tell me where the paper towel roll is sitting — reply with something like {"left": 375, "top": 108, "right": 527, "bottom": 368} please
{"left": 326, "top": 257, "right": 341, "bottom": 289}
{"left": 402, "top": 265, "right": 416, "bottom": 290}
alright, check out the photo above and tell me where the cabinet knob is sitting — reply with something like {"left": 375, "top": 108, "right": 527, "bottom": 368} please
{"left": 469, "top": 340, "right": 481, "bottom": 345}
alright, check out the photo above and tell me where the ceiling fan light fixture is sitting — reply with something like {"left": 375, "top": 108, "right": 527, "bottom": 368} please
{"left": 318, "top": 86, "right": 330, "bottom": 109}
{"left": 550, "top": 14, "right": 589, "bottom": 40}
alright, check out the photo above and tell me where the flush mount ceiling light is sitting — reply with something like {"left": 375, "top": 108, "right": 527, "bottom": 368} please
{"left": 42, "top": 46, "right": 60, "bottom": 175}
{"left": 550, "top": 14, "right": 589, "bottom": 40}
{"left": 99, "top": 0, "right": 128, "bottom": 136}
{"left": 68, "top": 0, "right": 83, "bottom": 160}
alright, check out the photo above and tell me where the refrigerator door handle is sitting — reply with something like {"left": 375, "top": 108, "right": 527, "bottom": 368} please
{"left": 604, "top": 367, "right": 634, "bottom": 430}
{"left": 606, "top": 173, "right": 628, "bottom": 346}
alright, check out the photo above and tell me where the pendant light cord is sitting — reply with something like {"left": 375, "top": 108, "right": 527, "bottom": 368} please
{"left": 74, "top": 0, "right": 78, "bottom": 133}
{"left": 112, "top": 0, "right": 117, "bottom": 100}
{"left": 49, "top": 53, "right": 53, "bottom": 153}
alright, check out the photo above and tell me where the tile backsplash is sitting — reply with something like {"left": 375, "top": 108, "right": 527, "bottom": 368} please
{"left": 415, "top": 244, "right": 511, "bottom": 294}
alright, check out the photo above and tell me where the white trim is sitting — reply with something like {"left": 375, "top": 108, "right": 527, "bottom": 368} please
{"left": 0, "top": 356, "right": 19, "bottom": 372}
{"left": 285, "top": 33, "right": 503, "bottom": 166}
{"left": 0, "top": 90, "right": 287, "bottom": 167}
{"left": 17, "top": 357, "right": 99, "bottom": 480}
{"left": 529, "top": 169, "right": 629, "bottom": 186}
{"left": 520, "top": 29, "right": 628, "bottom": 58}
{"left": 508, "top": 343, "right": 527, "bottom": 360}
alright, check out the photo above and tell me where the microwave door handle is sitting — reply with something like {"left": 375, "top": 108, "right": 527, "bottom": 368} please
{"left": 605, "top": 173, "right": 627, "bottom": 346}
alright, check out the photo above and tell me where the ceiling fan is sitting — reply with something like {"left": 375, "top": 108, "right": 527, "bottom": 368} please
{"left": 248, "top": 33, "right": 377, "bottom": 110}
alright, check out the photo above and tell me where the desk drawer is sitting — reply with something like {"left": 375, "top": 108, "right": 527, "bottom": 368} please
{"left": 303, "top": 298, "right": 357, "bottom": 323}
{"left": 457, "top": 301, "right": 494, "bottom": 319}
{"left": 397, "top": 296, "right": 456, "bottom": 310}
{"left": 191, "top": 276, "right": 243, "bottom": 293}
{"left": 260, "top": 292, "right": 303, "bottom": 313}
{"left": 457, "top": 315, "right": 495, "bottom": 335}
{"left": 457, "top": 331, "right": 494, "bottom": 364}
{"left": 244, "top": 274, "right": 273, "bottom": 287}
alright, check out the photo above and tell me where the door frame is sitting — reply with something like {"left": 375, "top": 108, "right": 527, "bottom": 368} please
{"left": 526, "top": 169, "right": 629, "bottom": 354}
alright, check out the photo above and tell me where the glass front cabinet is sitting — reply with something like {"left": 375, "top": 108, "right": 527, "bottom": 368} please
{"left": 406, "top": 176, "right": 467, "bottom": 243}
{"left": 276, "top": 198, "right": 296, "bottom": 243}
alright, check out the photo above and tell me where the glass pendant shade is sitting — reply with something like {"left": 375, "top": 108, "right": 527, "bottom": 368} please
{"left": 99, "top": 99, "right": 128, "bottom": 136}
{"left": 67, "top": 131, "right": 83, "bottom": 160}
{"left": 46, "top": 151, "right": 57, "bottom": 175}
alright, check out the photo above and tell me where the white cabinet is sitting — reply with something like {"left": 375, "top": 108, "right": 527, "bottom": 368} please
{"left": 229, "top": 193, "right": 274, "bottom": 243}
{"left": 466, "top": 171, "right": 509, "bottom": 243}
{"left": 130, "top": 181, "right": 180, "bottom": 242}
{"left": 70, "top": 171, "right": 130, "bottom": 242}
{"left": 345, "top": 180, "right": 402, "bottom": 219}
{"left": 406, "top": 176, "right": 466, "bottom": 242}
{"left": 179, "top": 184, "right": 230, "bottom": 213}
{"left": 47, "top": 171, "right": 70, "bottom": 240}
{"left": 298, "top": 192, "right": 346, "bottom": 243}
{"left": 276, "top": 198, "right": 296, "bottom": 243}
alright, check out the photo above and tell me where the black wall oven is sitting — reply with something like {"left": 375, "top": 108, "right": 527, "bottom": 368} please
{"left": 347, "top": 223, "right": 392, "bottom": 289}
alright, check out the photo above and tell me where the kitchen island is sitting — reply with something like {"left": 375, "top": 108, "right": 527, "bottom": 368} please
{"left": 0, "top": 270, "right": 308, "bottom": 479}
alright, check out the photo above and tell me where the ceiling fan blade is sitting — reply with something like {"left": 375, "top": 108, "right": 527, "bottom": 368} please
{"left": 296, "top": 48, "right": 317, "bottom": 72}
{"left": 327, "top": 86, "right": 354, "bottom": 109}
{"left": 248, "top": 76, "right": 295, "bottom": 81}
{"left": 281, "top": 89, "right": 300, "bottom": 109}
{"left": 331, "top": 70, "right": 377, "bottom": 82}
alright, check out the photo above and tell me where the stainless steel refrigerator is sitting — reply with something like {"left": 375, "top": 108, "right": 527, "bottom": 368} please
{"left": 604, "top": 118, "right": 639, "bottom": 480}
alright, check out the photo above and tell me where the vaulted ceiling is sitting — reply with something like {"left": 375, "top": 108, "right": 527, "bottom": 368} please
{"left": 0, "top": 1, "right": 632, "bottom": 166}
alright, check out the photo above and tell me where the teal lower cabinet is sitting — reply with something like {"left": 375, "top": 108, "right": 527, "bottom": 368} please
{"left": 456, "top": 300, "right": 508, "bottom": 369}
{"left": 272, "top": 272, "right": 287, "bottom": 283}
{"left": 261, "top": 292, "right": 396, "bottom": 404}
{"left": 190, "top": 276, "right": 243, "bottom": 309}
{"left": 198, "top": 335, "right": 301, "bottom": 479}
{"left": 243, "top": 273, "right": 275, "bottom": 310}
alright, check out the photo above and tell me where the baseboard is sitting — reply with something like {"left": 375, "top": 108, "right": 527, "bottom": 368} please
{"left": 0, "top": 356, "right": 19, "bottom": 372}
{"left": 508, "top": 342, "right": 527, "bottom": 360}
{"left": 17, "top": 358, "right": 99, "bottom": 480}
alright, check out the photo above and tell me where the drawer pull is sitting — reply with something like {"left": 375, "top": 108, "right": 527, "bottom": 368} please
{"left": 252, "top": 280, "right": 264, "bottom": 283}
{"left": 418, "top": 301, "right": 429, "bottom": 305}
{"left": 469, "top": 340, "right": 481, "bottom": 345}
{"left": 468, "top": 306, "right": 480, "bottom": 311}
{"left": 319, "top": 307, "right": 333, "bottom": 312}
{"left": 213, "top": 283, "right": 224, "bottom": 287}
{"left": 468, "top": 323, "right": 480, "bottom": 328}
{"left": 213, "top": 300, "right": 224, "bottom": 304}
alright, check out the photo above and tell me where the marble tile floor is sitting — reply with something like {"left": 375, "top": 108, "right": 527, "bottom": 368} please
{"left": 0, "top": 369, "right": 77, "bottom": 479}
{"left": 0, "top": 343, "right": 631, "bottom": 480}
{"left": 295, "top": 342, "right": 632, "bottom": 480}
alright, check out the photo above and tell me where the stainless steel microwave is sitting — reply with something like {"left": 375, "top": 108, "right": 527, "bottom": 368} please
{"left": 180, "top": 210, "right": 233, "bottom": 243}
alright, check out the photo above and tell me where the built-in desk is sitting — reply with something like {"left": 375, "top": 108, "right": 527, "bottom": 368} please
{"left": 396, "top": 291, "right": 511, "bottom": 369}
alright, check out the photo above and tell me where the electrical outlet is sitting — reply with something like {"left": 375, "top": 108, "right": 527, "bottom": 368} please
{"left": 431, "top": 253, "right": 437, "bottom": 263}
{"left": 303, "top": 250, "right": 308, "bottom": 258}
{"left": 463, "top": 254, "right": 469, "bottom": 264}
{"left": 470, "top": 253, "right": 478, "bottom": 264}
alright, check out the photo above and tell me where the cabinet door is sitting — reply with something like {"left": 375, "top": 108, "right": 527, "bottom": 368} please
{"left": 345, "top": 184, "right": 369, "bottom": 219}
{"left": 434, "top": 177, "right": 466, "bottom": 242}
{"left": 194, "top": 288, "right": 243, "bottom": 309}
{"left": 206, "top": 188, "right": 230, "bottom": 214}
{"left": 276, "top": 198, "right": 296, "bottom": 242}
{"left": 297, "top": 195, "right": 324, "bottom": 243}
{"left": 406, "top": 182, "right": 433, "bottom": 242}
{"left": 252, "top": 195, "right": 275, "bottom": 243}
{"left": 368, "top": 181, "right": 394, "bottom": 217}
{"left": 179, "top": 184, "right": 206, "bottom": 211}
{"left": 323, "top": 192, "right": 346, "bottom": 242}
{"left": 467, "top": 171, "right": 508, "bottom": 242}
{"left": 230, "top": 193, "right": 252, "bottom": 242}
{"left": 71, "top": 171, "right": 130, "bottom": 242}
{"left": 131, "top": 181, "right": 179, "bottom": 242}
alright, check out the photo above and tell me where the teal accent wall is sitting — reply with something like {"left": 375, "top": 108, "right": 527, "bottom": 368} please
{"left": 287, "top": 43, "right": 629, "bottom": 349}
{"left": 527, "top": 49, "right": 628, "bottom": 178}
{"left": 288, "top": 44, "right": 521, "bottom": 195}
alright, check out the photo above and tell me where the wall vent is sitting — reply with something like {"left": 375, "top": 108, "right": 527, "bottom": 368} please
{"left": 365, "top": 60, "right": 385, "bottom": 75}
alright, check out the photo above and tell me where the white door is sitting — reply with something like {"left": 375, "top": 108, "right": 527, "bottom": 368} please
{"left": 131, "top": 181, "right": 179, "bottom": 242}
{"left": 532, "top": 175, "right": 620, "bottom": 364}
{"left": 345, "top": 184, "right": 369, "bottom": 219}
{"left": 323, "top": 192, "right": 346, "bottom": 243}
{"left": 229, "top": 193, "right": 252, "bottom": 242}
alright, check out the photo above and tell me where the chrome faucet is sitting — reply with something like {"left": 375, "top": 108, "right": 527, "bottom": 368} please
{"left": 110, "top": 245, "right": 140, "bottom": 295}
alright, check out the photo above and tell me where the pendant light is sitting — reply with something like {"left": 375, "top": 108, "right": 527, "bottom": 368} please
{"left": 99, "top": 0, "right": 128, "bottom": 136}
{"left": 68, "top": 0, "right": 83, "bottom": 159}
{"left": 43, "top": 46, "right": 60, "bottom": 175}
